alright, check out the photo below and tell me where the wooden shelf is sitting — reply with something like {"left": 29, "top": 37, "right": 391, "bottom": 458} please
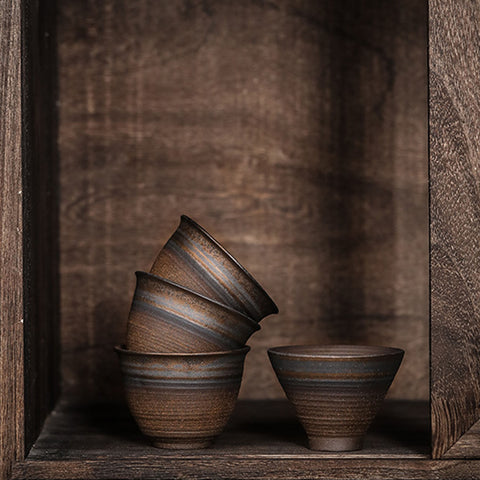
{"left": 15, "top": 399, "right": 480, "bottom": 479}
{"left": 4, "top": 0, "right": 480, "bottom": 478}
{"left": 11, "top": 399, "right": 446, "bottom": 479}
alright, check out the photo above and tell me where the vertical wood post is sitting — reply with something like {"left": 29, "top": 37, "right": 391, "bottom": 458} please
{"left": 430, "top": 0, "right": 480, "bottom": 459}
{"left": 0, "top": 1, "right": 25, "bottom": 478}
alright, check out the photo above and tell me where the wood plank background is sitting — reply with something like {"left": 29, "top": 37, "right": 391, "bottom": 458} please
{"left": 58, "top": 0, "right": 428, "bottom": 402}
{"left": 430, "top": 0, "right": 480, "bottom": 459}
{"left": 0, "top": 1, "right": 25, "bottom": 478}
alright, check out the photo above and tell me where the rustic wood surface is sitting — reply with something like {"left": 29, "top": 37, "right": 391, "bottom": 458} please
{"left": 0, "top": 1, "right": 25, "bottom": 479}
{"left": 10, "top": 400, "right": 480, "bottom": 480}
{"left": 57, "top": 0, "right": 428, "bottom": 403}
{"left": 22, "top": 0, "right": 60, "bottom": 455}
{"left": 13, "top": 458, "right": 480, "bottom": 480}
{"left": 429, "top": 0, "right": 480, "bottom": 460}
{"left": 443, "top": 417, "right": 480, "bottom": 459}
{"left": 19, "top": 399, "right": 430, "bottom": 460}
{"left": 12, "top": 399, "right": 441, "bottom": 479}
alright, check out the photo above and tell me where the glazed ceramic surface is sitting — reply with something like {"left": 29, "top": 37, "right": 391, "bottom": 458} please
{"left": 126, "top": 271, "right": 259, "bottom": 353}
{"left": 268, "top": 345, "right": 404, "bottom": 451}
{"left": 150, "top": 215, "right": 278, "bottom": 322}
{"left": 115, "top": 345, "right": 249, "bottom": 449}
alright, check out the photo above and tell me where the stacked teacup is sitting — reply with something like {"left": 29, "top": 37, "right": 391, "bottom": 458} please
{"left": 116, "top": 215, "right": 278, "bottom": 449}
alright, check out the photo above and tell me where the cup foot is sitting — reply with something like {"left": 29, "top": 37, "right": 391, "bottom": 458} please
{"left": 308, "top": 436, "right": 363, "bottom": 451}
{"left": 151, "top": 438, "right": 214, "bottom": 450}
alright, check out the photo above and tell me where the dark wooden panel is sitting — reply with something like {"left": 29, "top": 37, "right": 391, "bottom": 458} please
{"left": 429, "top": 0, "right": 480, "bottom": 459}
{"left": 0, "top": 0, "right": 25, "bottom": 478}
{"left": 58, "top": 0, "right": 428, "bottom": 401}
{"left": 22, "top": 0, "right": 60, "bottom": 455}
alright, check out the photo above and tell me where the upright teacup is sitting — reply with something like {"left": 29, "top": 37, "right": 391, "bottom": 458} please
{"left": 116, "top": 345, "right": 250, "bottom": 449}
{"left": 268, "top": 345, "right": 404, "bottom": 451}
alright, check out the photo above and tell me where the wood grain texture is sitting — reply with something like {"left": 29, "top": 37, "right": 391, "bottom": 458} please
{"left": 12, "top": 399, "right": 433, "bottom": 480}
{"left": 57, "top": 0, "right": 428, "bottom": 401}
{"left": 443, "top": 417, "right": 480, "bottom": 459}
{"left": 0, "top": 0, "right": 25, "bottom": 478}
{"left": 14, "top": 459, "right": 480, "bottom": 480}
{"left": 22, "top": 0, "right": 60, "bottom": 455}
{"left": 429, "top": 0, "right": 480, "bottom": 459}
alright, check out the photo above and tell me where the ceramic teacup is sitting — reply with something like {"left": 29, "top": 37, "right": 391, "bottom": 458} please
{"left": 115, "top": 345, "right": 250, "bottom": 449}
{"left": 268, "top": 344, "right": 404, "bottom": 451}
{"left": 150, "top": 215, "right": 278, "bottom": 322}
{"left": 126, "top": 271, "right": 260, "bottom": 353}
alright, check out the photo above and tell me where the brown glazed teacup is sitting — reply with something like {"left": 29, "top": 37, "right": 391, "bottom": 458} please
{"left": 115, "top": 345, "right": 250, "bottom": 449}
{"left": 126, "top": 271, "right": 260, "bottom": 353}
{"left": 150, "top": 215, "right": 278, "bottom": 322}
{"left": 268, "top": 345, "right": 404, "bottom": 451}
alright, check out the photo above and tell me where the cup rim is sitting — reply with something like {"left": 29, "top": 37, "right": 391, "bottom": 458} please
{"left": 135, "top": 270, "right": 260, "bottom": 332}
{"left": 115, "top": 344, "right": 251, "bottom": 358}
{"left": 268, "top": 344, "right": 404, "bottom": 360}
{"left": 180, "top": 215, "right": 279, "bottom": 315}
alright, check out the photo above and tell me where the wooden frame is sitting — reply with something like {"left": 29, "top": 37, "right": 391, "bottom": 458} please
{"left": 0, "top": 2, "right": 25, "bottom": 480}
{"left": 429, "top": 0, "right": 480, "bottom": 460}
{"left": 2, "top": 0, "right": 480, "bottom": 478}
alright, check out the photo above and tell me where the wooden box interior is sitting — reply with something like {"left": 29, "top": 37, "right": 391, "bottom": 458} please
{"left": 58, "top": 0, "right": 428, "bottom": 404}
{"left": 15, "top": 1, "right": 436, "bottom": 478}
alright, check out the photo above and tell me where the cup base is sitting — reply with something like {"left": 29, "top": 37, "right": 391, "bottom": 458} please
{"left": 308, "top": 436, "right": 363, "bottom": 451}
{"left": 151, "top": 439, "right": 214, "bottom": 450}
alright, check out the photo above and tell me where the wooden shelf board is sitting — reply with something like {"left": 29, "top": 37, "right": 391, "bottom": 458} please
{"left": 11, "top": 399, "right": 447, "bottom": 479}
